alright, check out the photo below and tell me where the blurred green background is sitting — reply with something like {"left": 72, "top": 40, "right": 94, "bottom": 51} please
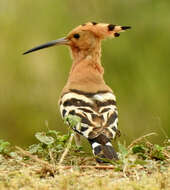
{"left": 0, "top": 0, "right": 169, "bottom": 147}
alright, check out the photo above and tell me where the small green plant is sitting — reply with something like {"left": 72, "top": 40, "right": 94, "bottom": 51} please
{"left": 113, "top": 142, "right": 129, "bottom": 171}
{"left": 28, "top": 115, "right": 87, "bottom": 164}
{"left": 151, "top": 144, "right": 165, "bottom": 161}
{"left": 64, "top": 114, "right": 81, "bottom": 129}
{"left": 132, "top": 144, "right": 146, "bottom": 154}
{"left": 0, "top": 139, "right": 11, "bottom": 156}
{"left": 118, "top": 141, "right": 128, "bottom": 161}
{"left": 131, "top": 143, "right": 166, "bottom": 161}
{"left": 108, "top": 139, "right": 169, "bottom": 173}
{"left": 132, "top": 144, "right": 148, "bottom": 159}
{"left": 28, "top": 130, "right": 71, "bottom": 161}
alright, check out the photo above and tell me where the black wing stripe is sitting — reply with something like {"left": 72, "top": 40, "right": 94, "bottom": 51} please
{"left": 78, "top": 108, "right": 94, "bottom": 113}
{"left": 96, "top": 100, "right": 116, "bottom": 107}
{"left": 81, "top": 126, "right": 89, "bottom": 132}
{"left": 63, "top": 98, "right": 93, "bottom": 107}
{"left": 106, "top": 112, "right": 118, "bottom": 126}
{"left": 62, "top": 109, "right": 67, "bottom": 117}
{"left": 68, "top": 110, "right": 76, "bottom": 115}
{"left": 75, "top": 113, "right": 92, "bottom": 126}
{"left": 100, "top": 108, "right": 110, "bottom": 113}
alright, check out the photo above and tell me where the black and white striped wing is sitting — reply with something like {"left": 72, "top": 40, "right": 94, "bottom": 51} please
{"left": 59, "top": 90, "right": 119, "bottom": 140}
{"left": 59, "top": 92, "right": 95, "bottom": 138}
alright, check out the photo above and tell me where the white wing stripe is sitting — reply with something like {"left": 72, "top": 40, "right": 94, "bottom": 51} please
{"left": 62, "top": 92, "right": 93, "bottom": 104}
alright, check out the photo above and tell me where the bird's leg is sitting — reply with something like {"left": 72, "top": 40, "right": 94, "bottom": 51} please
{"left": 74, "top": 133, "right": 82, "bottom": 147}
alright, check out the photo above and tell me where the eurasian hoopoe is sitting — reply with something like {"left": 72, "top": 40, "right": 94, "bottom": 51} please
{"left": 23, "top": 22, "right": 131, "bottom": 162}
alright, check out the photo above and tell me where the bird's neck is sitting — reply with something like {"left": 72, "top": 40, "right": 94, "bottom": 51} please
{"left": 61, "top": 43, "right": 112, "bottom": 93}
{"left": 71, "top": 43, "right": 102, "bottom": 66}
{"left": 70, "top": 41, "right": 103, "bottom": 75}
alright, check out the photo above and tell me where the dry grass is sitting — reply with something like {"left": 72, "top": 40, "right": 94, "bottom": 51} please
{"left": 0, "top": 135, "right": 170, "bottom": 190}
{"left": 0, "top": 133, "right": 169, "bottom": 190}
{"left": 0, "top": 154, "right": 169, "bottom": 190}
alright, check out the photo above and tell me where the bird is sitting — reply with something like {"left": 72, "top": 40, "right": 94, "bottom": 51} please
{"left": 23, "top": 22, "right": 131, "bottom": 162}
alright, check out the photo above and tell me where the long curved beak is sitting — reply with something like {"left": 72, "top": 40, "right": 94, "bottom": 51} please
{"left": 23, "top": 37, "right": 69, "bottom": 55}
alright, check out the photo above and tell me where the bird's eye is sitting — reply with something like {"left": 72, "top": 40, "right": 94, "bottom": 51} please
{"left": 73, "top": 33, "right": 80, "bottom": 39}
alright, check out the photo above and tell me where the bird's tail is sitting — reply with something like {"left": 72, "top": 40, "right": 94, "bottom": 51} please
{"left": 88, "top": 134, "right": 118, "bottom": 163}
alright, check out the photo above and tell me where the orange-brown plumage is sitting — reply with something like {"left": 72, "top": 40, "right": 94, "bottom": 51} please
{"left": 62, "top": 59, "right": 111, "bottom": 94}
{"left": 23, "top": 22, "right": 131, "bottom": 162}
{"left": 61, "top": 22, "right": 130, "bottom": 94}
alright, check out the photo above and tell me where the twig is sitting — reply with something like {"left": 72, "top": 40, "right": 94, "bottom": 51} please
{"left": 49, "top": 149, "right": 56, "bottom": 166}
{"left": 128, "top": 132, "right": 157, "bottom": 149}
{"left": 163, "top": 150, "right": 170, "bottom": 159}
{"left": 58, "top": 133, "right": 74, "bottom": 165}
{"left": 74, "top": 133, "right": 82, "bottom": 147}
{"left": 15, "top": 146, "right": 55, "bottom": 173}
{"left": 123, "top": 164, "right": 127, "bottom": 178}
{"left": 16, "top": 146, "right": 115, "bottom": 172}
{"left": 57, "top": 165, "right": 115, "bottom": 170}
{"left": 134, "top": 169, "right": 139, "bottom": 181}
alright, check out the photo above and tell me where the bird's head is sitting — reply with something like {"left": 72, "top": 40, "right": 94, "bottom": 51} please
{"left": 23, "top": 22, "right": 131, "bottom": 55}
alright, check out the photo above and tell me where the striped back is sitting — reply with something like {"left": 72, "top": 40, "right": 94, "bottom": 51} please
{"left": 59, "top": 89, "right": 119, "bottom": 140}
